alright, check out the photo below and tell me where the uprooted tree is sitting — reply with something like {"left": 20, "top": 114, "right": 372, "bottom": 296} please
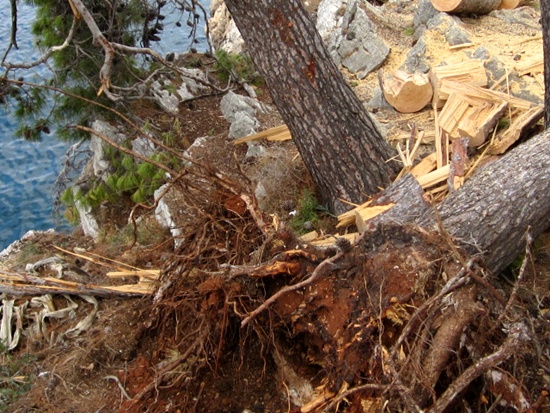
{"left": 142, "top": 2, "right": 550, "bottom": 411}
{"left": 220, "top": 0, "right": 550, "bottom": 271}
{"left": 2, "top": 1, "right": 549, "bottom": 412}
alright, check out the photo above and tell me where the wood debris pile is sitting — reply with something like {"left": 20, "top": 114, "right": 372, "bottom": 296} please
{"left": 0, "top": 246, "right": 159, "bottom": 298}
{"left": 235, "top": 56, "right": 544, "bottom": 247}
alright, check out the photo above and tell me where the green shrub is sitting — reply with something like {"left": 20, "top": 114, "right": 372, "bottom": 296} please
{"left": 213, "top": 50, "right": 263, "bottom": 85}
{"left": 290, "top": 189, "right": 320, "bottom": 234}
{"left": 0, "top": 346, "right": 35, "bottom": 412}
{"left": 61, "top": 147, "right": 176, "bottom": 218}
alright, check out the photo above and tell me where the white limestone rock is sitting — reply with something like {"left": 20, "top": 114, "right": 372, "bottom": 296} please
{"left": 209, "top": 2, "right": 244, "bottom": 54}
{"left": 220, "top": 91, "right": 270, "bottom": 139}
{"left": 75, "top": 198, "right": 99, "bottom": 240}
{"left": 89, "top": 120, "right": 126, "bottom": 181}
{"left": 316, "top": 0, "right": 389, "bottom": 78}
{"left": 154, "top": 184, "right": 184, "bottom": 247}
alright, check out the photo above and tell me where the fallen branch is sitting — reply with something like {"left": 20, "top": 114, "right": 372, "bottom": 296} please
{"left": 0, "top": 270, "right": 155, "bottom": 297}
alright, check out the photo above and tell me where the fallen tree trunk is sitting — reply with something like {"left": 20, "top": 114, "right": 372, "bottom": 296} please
{"left": 137, "top": 130, "right": 550, "bottom": 412}
{"left": 419, "top": 128, "right": 550, "bottom": 274}
{"left": 233, "top": 129, "right": 550, "bottom": 410}
{"left": 354, "top": 128, "right": 550, "bottom": 276}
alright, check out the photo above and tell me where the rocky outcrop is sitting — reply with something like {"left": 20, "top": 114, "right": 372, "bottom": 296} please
{"left": 74, "top": 120, "right": 159, "bottom": 240}
{"left": 317, "top": 0, "right": 389, "bottom": 78}
{"left": 209, "top": 0, "right": 244, "bottom": 53}
{"left": 209, "top": 0, "right": 389, "bottom": 78}
{"left": 151, "top": 68, "right": 211, "bottom": 114}
{"left": 88, "top": 120, "right": 126, "bottom": 181}
{"left": 489, "top": 6, "right": 541, "bottom": 30}
{"left": 74, "top": 197, "right": 100, "bottom": 240}
{"left": 154, "top": 184, "right": 183, "bottom": 247}
{"left": 220, "top": 91, "right": 269, "bottom": 140}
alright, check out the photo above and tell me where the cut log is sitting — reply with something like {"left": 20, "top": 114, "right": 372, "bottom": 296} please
{"left": 498, "top": 0, "right": 528, "bottom": 9}
{"left": 430, "top": 60, "right": 487, "bottom": 108}
{"left": 430, "top": 0, "right": 501, "bottom": 14}
{"left": 380, "top": 70, "right": 433, "bottom": 113}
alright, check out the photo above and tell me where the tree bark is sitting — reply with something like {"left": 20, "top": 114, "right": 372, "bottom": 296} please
{"left": 223, "top": 0, "right": 399, "bottom": 214}
{"left": 424, "top": 129, "right": 550, "bottom": 274}
{"left": 541, "top": 0, "right": 550, "bottom": 127}
{"left": 368, "top": 129, "right": 550, "bottom": 275}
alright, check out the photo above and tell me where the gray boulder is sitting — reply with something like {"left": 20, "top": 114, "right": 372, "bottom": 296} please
{"left": 317, "top": 0, "right": 389, "bottom": 78}
{"left": 220, "top": 91, "right": 270, "bottom": 139}
{"left": 489, "top": 7, "right": 541, "bottom": 30}
{"left": 151, "top": 79, "right": 180, "bottom": 114}
{"left": 413, "top": 0, "right": 438, "bottom": 29}
{"left": 317, "top": 0, "right": 348, "bottom": 54}
{"left": 400, "top": 37, "right": 430, "bottom": 74}
{"left": 426, "top": 13, "right": 471, "bottom": 47}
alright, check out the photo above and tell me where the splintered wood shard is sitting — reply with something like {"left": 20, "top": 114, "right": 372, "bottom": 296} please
{"left": 430, "top": 60, "right": 487, "bottom": 108}
{"left": 233, "top": 124, "right": 291, "bottom": 144}
{"left": 488, "top": 106, "right": 544, "bottom": 155}
{"left": 436, "top": 80, "right": 540, "bottom": 147}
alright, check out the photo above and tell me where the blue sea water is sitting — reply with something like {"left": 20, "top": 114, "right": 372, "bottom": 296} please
{"left": 0, "top": 1, "right": 70, "bottom": 250}
{"left": 0, "top": 1, "right": 209, "bottom": 251}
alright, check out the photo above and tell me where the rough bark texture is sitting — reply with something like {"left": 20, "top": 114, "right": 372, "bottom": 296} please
{"left": 541, "top": 0, "right": 550, "bottom": 127}
{"left": 430, "top": 0, "right": 501, "bottom": 14}
{"left": 427, "top": 129, "right": 550, "bottom": 274}
{"left": 223, "top": 0, "right": 398, "bottom": 214}
{"left": 362, "top": 129, "right": 550, "bottom": 275}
